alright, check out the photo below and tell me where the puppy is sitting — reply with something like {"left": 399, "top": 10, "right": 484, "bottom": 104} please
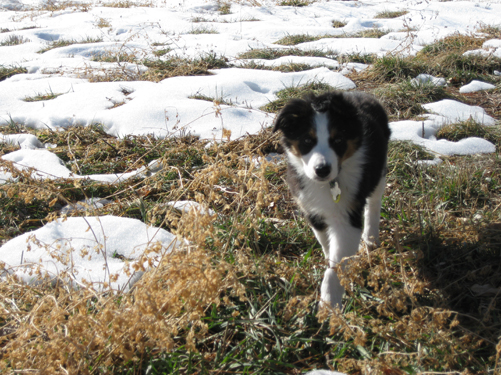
{"left": 273, "top": 91, "right": 391, "bottom": 308}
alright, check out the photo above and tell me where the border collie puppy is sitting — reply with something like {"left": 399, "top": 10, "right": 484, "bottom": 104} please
{"left": 273, "top": 91, "right": 391, "bottom": 308}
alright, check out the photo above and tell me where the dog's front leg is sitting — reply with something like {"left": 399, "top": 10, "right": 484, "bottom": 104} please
{"left": 320, "top": 224, "right": 362, "bottom": 308}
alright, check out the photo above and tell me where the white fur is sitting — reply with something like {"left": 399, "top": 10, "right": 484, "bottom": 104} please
{"left": 294, "top": 112, "right": 339, "bottom": 182}
{"left": 287, "top": 112, "right": 385, "bottom": 309}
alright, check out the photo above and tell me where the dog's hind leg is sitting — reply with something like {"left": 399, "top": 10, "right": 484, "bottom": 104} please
{"left": 362, "top": 175, "right": 386, "bottom": 249}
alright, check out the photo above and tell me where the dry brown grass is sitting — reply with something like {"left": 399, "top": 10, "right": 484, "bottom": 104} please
{"left": 1, "top": 123, "right": 500, "bottom": 373}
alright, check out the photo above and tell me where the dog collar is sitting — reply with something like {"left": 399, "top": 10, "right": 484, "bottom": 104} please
{"left": 329, "top": 179, "right": 341, "bottom": 203}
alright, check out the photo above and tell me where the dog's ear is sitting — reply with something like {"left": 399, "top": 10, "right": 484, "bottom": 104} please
{"left": 273, "top": 98, "right": 312, "bottom": 133}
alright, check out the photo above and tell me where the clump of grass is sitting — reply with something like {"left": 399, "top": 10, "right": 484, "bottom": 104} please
{"left": 141, "top": 53, "right": 228, "bottom": 82}
{"left": 0, "top": 34, "right": 29, "bottom": 46}
{"left": 187, "top": 25, "right": 219, "bottom": 35}
{"left": 238, "top": 47, "right": 330, "bottom": 60}
{"left": 331, "top": 19, "right": 346, "bottom": 28}
{"left": 91, "top": 51, "right": 138, "bottom": 63}
{"left": 337, "top": 52, "right": 377, "bottom": 64}
{"left": 374, "top": 9, "right": 408, "bottom": 19}
{"left": 350, "top": 27, "right": 390, "bottom": 38}
{"left": 101, "top": 0, "right": 152, "bottom": 7}
{"left": 364, "top": 49, "right": 501, "bottom": 87}
{"left": 0, "top": 65, "right": 27, "bottom": 81}
{"left": 153, "top": 48, "right": 171, "bottom": 57}
{"left": 94, "top": 17, "right": 111, "bottom": 28}
{"left": 261, "top": 81, "right": 335, "bottom": 112}
{"left": 388, "top": 140, "right": 435, "bottom": 161}
{"left": 374, "top": 80, "right": 452, "bottom": 120}
{"left": 364, "top": 55, "right": 424, "bottom": 82}
{"left": 1, "top": 28, "right": 10, "bottom": 33}
{"left": 279, "top": 0, "right": 313, "bottom": 6}
{"left": 37, "top": 36, "right": 103, "bottom": 53}
{"left": 217, "top": 1, "right": 231, "bottom": 15}
{"left": 362, "top": 33, "right": 501, "bottom": 85}
{"left": 39, "top": 0, "right": 91, "bottom": 12}
{"left": 477, "top": 23, "right": 501, "bottom": 39}
{"left": 419, "top": 33, "right": 484, "bottom": 57}
{"left": 102, "top": 0, "right": 133, "bottom": 7}
{"left": 188, "top": 93, "right": 232, "bottom": 106}
{"left": 274, "top": 33, "right": 322, "bottom": 46}
{"left": 437, "top": 118, "right": 500, "bottom": 143}
{"left": 191, "top": 16, "right": 209, "bottom": 23}
{"left": 23, "top": 90, "right": 63, "bottom": 102}
{"left": 238, "top": 60, "right": 318, "bottom": 73}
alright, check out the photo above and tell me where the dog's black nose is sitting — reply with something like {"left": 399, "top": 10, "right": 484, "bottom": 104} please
{"left": 315, "top": 164, "right": 331, "bottom": 178}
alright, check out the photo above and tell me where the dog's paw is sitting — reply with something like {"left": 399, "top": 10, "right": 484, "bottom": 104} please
{"left": 320, "top": 268, "right": 344, "bottom": 309}
{"left": 362, "top": 235, "right": 380, "bottom": 250}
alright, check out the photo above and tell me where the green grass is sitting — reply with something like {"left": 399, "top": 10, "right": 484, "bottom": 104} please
{"left": 273, "top": 29, "right": 389, "bottom": 46}
{"left": 436, "top": 118, "right": 501, "bottom": 144}
{"left": 418, "top": 33, "right": 484, "bottom": 57}
{"left": 238, "top": 47, "right": 331, "bottom": 60}
{"left": 237, "top": 60, "right": 319, "bottom": 73}
{"left": 260, "top": 82, "right": 336, "bottom": 113}
{"left": 363, "top": 34, "right": 501, "bottom": 86}
{"left": 373, "top": 80, "right": 453, "bottom": 120}
{"left": 2, "top": 11, "right": 501, "bottom": 375}
{"left": 1, "top": 122, "right": 501, "bottom": 374}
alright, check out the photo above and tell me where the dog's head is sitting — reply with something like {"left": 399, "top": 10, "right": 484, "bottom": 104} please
{"left": 273, "top": 92, "right": 363, "bottom": 183}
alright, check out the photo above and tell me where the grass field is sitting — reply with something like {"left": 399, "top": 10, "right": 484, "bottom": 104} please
{"left": 1, "top": 2, "right": 501, "bottom": 374}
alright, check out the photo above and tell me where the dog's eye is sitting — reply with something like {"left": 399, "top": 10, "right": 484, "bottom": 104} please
{"left": 303, "top": 137, "right": 313, "bottom": 145}
{"left": 333, "top": 137, "right": 344, "bottom": 144}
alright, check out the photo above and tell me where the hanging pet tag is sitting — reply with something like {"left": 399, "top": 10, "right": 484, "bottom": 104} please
{"left": 329, "top": 180, "right": 341, "bottom": 203}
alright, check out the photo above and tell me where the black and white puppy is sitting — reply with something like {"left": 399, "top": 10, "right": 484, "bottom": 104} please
{"left": 273, "top": 91, "right": 391, "bottom": 308}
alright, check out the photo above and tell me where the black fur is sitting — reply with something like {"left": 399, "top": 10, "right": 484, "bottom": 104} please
{"left": 274, "top": 91, "right": 390, "bottom": 229}
{"left": 307, "top": 214, "right": 327, "bottom": 231}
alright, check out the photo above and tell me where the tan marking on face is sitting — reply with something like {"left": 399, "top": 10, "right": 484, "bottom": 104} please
{"left": 308, "top": 128, "right": 317, "bottom": 138}
{"left": 288, "top": 139, "right": 301, "bottom": 157}
{"left": 341, "top": 138, "right": 360, "bottom": 163}
{"left": 329, "top": 127, "right": 337, "bottom": 139}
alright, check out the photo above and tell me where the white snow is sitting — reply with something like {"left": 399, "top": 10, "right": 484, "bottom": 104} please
{"left": 463, "top": 39, "right": 501, "bottom": 59}
{"left": 0, "top": 133, "right": 45, "bottom": 149}
{"left": 0, "top": 0, "right": 499, "bottom": 293}
{"left": 0, "top": 148, "right": 155, "bottom": 183}
{"left": 0, "top": 216, "right": 179, "bottom": 291}
{"left": 422, "top": 99, "right": 497, "bottom": 126}
{"left": 390, "top": 119, "right": 496, "bottom": 156}
{"left": 411, "top": 74, "right": 446, "bottom": 87}
{"left": 60, "top": 198, "right": 112, "bottom": 215}
{"left": 459, "top": 80, "right": 496, "bottom": 93}
{"left": 165, "top": 200, "right": 216, "bottom": 216}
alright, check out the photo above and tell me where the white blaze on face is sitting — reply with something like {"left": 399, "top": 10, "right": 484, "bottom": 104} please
{"left": 301, "top": 112, "right": 339, "bottom": 181}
